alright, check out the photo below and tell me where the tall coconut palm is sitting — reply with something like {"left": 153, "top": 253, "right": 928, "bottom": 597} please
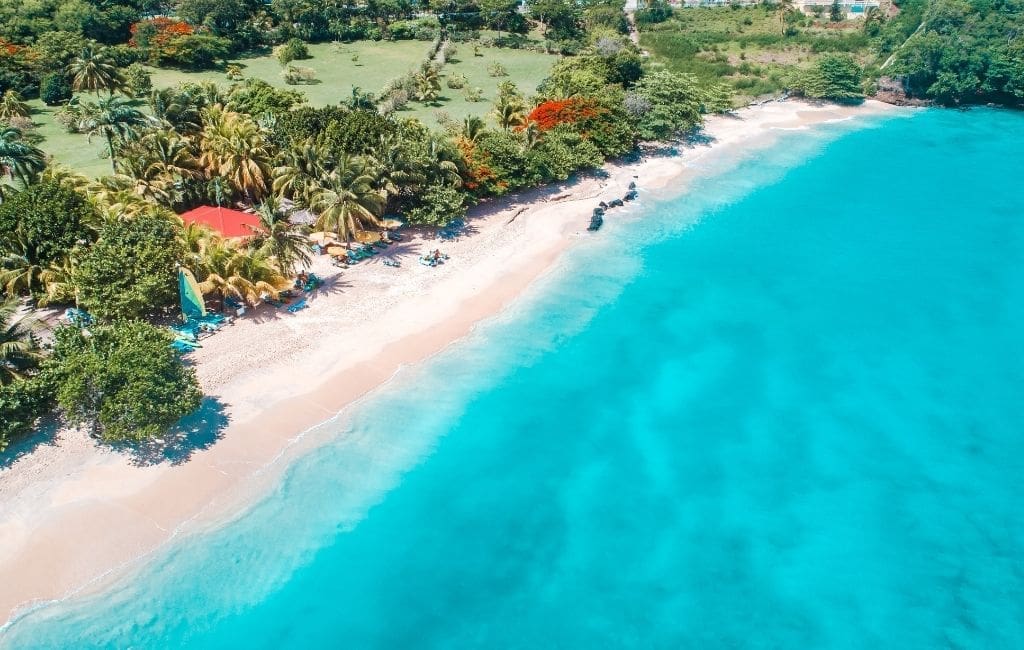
{"left": 779, "top": 0, "right": 795, "bottom": 35}
{"left": 461, "top": 116, "right": 486, "bottom": 143}
{"left": 37, "top": 253, "right": 79, "bottom": 307}
{"left": 0, "top": 90, "right": 30, "bottom": 120}
{"left": 0, "top": 297, "right": 40, "bottom": 385}
{"left": 68, "top": 46, "right": 123, "bottom": 95}
{"left": 310, "top": 156, "right": 384, "bottom": 249}
{"left": 0, "top": 233, "right": 45, "bottom": 298}
{"left": 492, "top": 95, "right": 527, "bottom": 131}
{"left": 248, "top": 200, "right": 311, "bottom": 274}
{"left": 0, "top": 127, "right": 45, "bottom": 187}
{"left": 199, "top": 107, "right": 272, "bottom": 203}
{"left": 272, "top": 138, "right": 330, "bottom": 206}
{"left": 78, "top": 96, "right": 152, "bottom": 173}
{"left": 196, "top": 240, "right": 289, "bottom": 306}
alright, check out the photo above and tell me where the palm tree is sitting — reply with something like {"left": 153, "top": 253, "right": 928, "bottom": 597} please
{"left": 0, "top": 297, "right": 40, "bottom": 386}
{"left": 413, "top": 64, "right": 441, "bottom": 104}
{"left": 199, "top": 107, "right": 272, "bottom": 203}
{"left": 248, "top": 200, "right": 311, "bottom": 274}
{"left": 272, "top": 138, "right": 330, "bottom": 206}
{"left": 68, "top": 46, "right": 123, "bottom": 94}
{"left": 492, "top": 94, "right": 527, "bottom": 131}
{"left": 78, "top": 96, "right": 151, "bottom": 173}
{"left": 196, "top": 240, "right": 290, "bottom": 306}
{"left": 0, "top": 90, "right": 30, "bottom": 120}
{"left": 37, "top": 253, "right": 79, "bottom": 307}
{"left": 310, "top": 156, "right": 384, "bottom": 249}
{"left": 114, "top": 131, "right": 200, "bottom": 207}
{"left": 0, "top": 233, "right": 45, "bottom": 298}
{"left": 461, "top": 116, "right": 486, "bottom": 143}
{"left": 779, "top": 0, "right": 795, "bottom": 35}
{"left": 0, "top": 127, "right": 45, "bottom": 187}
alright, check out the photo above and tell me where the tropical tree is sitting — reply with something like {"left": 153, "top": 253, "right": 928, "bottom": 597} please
{"left": 114, "top": 131, "right": 201, "bottom": 206}
{"left": 0, "top": 297, "right": 40, "bottom": 386}
{"left": 0, "top": 127, "right": 46, "bottom": 187}
{"left": 0, "top": 90, "right": 31, "bottom": 120}
{"left": 310, "top": 155, "right": 384, "bottom": 248}
{"left": 199, "top": 107, "right": 273, "bottom": 202}
{"left": 47, "top": 321, "right": 202, "bottom": 442}
{"left": 196, "top": 240, "right": 290, "bottom": 305}
{"left": 461, "top": 115, "right": 486, "bottom": 143}
{"left": 780, "top": 0, "right": 795, "bottom": 35}
{"left": 272, "top": 138, "right": 330, "bottom": 206}
{"left": 492, "top": 82, "right": 528, "bottom": 131}
{"left": 0, "top": 126, "right": 45, "bottom": 188}
{"left": 68, "top": 46, "right": 124, "bottom": 94}
{"left": 74, "top": 211, "right": 184, "bottom": 320}
{"left": 0, "top": 234, "right": 46, "bottom": 298}
{"left": 412, "top": 64, "right": 442, "bottom": 104}
{"left": 78, "top": 96, "right": 152, "bottom": 173}
{"left": 248, "top": 200, "right": 311, "bottom": 274}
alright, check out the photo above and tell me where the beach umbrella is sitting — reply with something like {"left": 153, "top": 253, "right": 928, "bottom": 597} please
{"left": 308, "top": 232, "right": 338, "bottom": 245}
{"left": 326, "top": 245, "right": 347, "bottom": 256}
{"left": 381, "top": 218, "right": 404, "bottom": 230}
{"left": 354, "top": 230, "right": 381, "bottom": 244}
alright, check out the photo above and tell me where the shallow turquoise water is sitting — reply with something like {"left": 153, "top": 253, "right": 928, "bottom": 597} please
{"left": 5, "top": 108, "right": 1023, "bottom": 648}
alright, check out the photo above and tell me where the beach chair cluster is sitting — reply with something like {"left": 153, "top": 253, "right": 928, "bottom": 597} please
{"left": 63, "top": 307, "right": 94, "bottom": 328}
{"left": 589, "top": 182, "right": 638, "bottom": 232}
{"left": 419, "top": 250, "right": 449, "bottom": 267}
{"left": 169, "top": 311, "right": 231, "bottom": 353}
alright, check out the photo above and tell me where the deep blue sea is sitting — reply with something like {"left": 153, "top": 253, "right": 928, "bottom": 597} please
{"left": 4, "top": 108, "right": 1023, "bottom": 649}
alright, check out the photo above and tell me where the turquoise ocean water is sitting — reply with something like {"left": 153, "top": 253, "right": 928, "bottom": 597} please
{"left": 4, "top": 108, "right": 1023, "bottom": 648}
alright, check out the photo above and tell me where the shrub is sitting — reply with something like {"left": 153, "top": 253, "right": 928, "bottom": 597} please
{"left": 465, "top": 86, "right": 483, "bottom": 102}
{"left": 390, "top": 88, "right": 409, "bottom": 109}
{"left": 123, "top": 63, "right": 152, "bottom": 97}
{"left": 446, "top": 73, "right": 467, "bottom": 89}
{"left": 39, "top": 74, "right": 72, "bottom": 106}
{"left": 487, "top": 62, "right": 508, "bottom": 77}
{"left": 276, "top": 38, "right": 310, "bottom": 65}
{"left": 282, "top": 66, "right": 317, "bottom": 85}
{"left": 225, "top": 64, "right": 244, "bottom": 81}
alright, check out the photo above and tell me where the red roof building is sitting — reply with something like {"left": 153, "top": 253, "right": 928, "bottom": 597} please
{"left": 179, "top": 205, "right": 261, "bottom": 239}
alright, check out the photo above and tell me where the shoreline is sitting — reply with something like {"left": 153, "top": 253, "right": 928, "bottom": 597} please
{"left": 0, "top": 99, "right": 901, "bottom": 628}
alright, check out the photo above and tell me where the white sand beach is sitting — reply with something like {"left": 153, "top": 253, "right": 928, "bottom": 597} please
{"left": 0, "top": 99, "right": 899, "bottom": 626}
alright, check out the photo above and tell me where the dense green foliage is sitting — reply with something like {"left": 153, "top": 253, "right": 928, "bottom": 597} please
{"left": 47, "top": 321, "right": 202, "bottom": 442}
{"left": 0, "top": 376, "right": 53, "bottom": 450}
{"left": 39, "top": 72, "right": 72, "bottom": 106}
{"left": 791, "top": 53, "right": 864, "bottom": 101}
{"left": 0, "top": 182, "right": 97, "bottom": 268}
{"left": 74, "top": 212, "right": 183, "bottom": 321}
{"left": 890, "top": 0, "right": 1024, "bottom": 105}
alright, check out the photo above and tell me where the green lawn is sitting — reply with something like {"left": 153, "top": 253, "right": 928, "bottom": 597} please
{"left": 148, "top": 40, "right": 431, "bottom": 107}
{"left": 400, "top": 45, "right": 559, "bottom": 128}
{"left": 640, "top": 7, "right": 873, "bottom": 104}
{"left": 28, "top": 40, "right": 432, "bottom": 176}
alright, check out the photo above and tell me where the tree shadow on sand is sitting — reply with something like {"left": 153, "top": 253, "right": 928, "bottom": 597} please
{"left": 124, "top": 397, "right": 230, "bottom": 467}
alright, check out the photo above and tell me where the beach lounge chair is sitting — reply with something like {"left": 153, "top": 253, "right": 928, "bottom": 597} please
{"left": 383, "top": 258, "right": 400, "bottom": 267}
{"left": 286, "top": 299, "right": 308, "bottom": 313}
{"left": 64, "top": 308, "right": 94, "bottom": 328}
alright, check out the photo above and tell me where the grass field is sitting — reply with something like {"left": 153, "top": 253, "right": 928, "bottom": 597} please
{"left": 28, "top": 40, "right": 433, "bottom": 176}
{"left": 640, "top": 7, "right": 873, "bottom": 104}
{"left": 401, "top": 45, "right": 559, "bottom": 128}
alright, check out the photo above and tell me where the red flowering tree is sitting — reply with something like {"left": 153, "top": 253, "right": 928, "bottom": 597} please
{"left": 129, "top": 18, "right": 194, "bottom": 59}
{"left": 526, "top": 98, "right": 603, "bottom": 132}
